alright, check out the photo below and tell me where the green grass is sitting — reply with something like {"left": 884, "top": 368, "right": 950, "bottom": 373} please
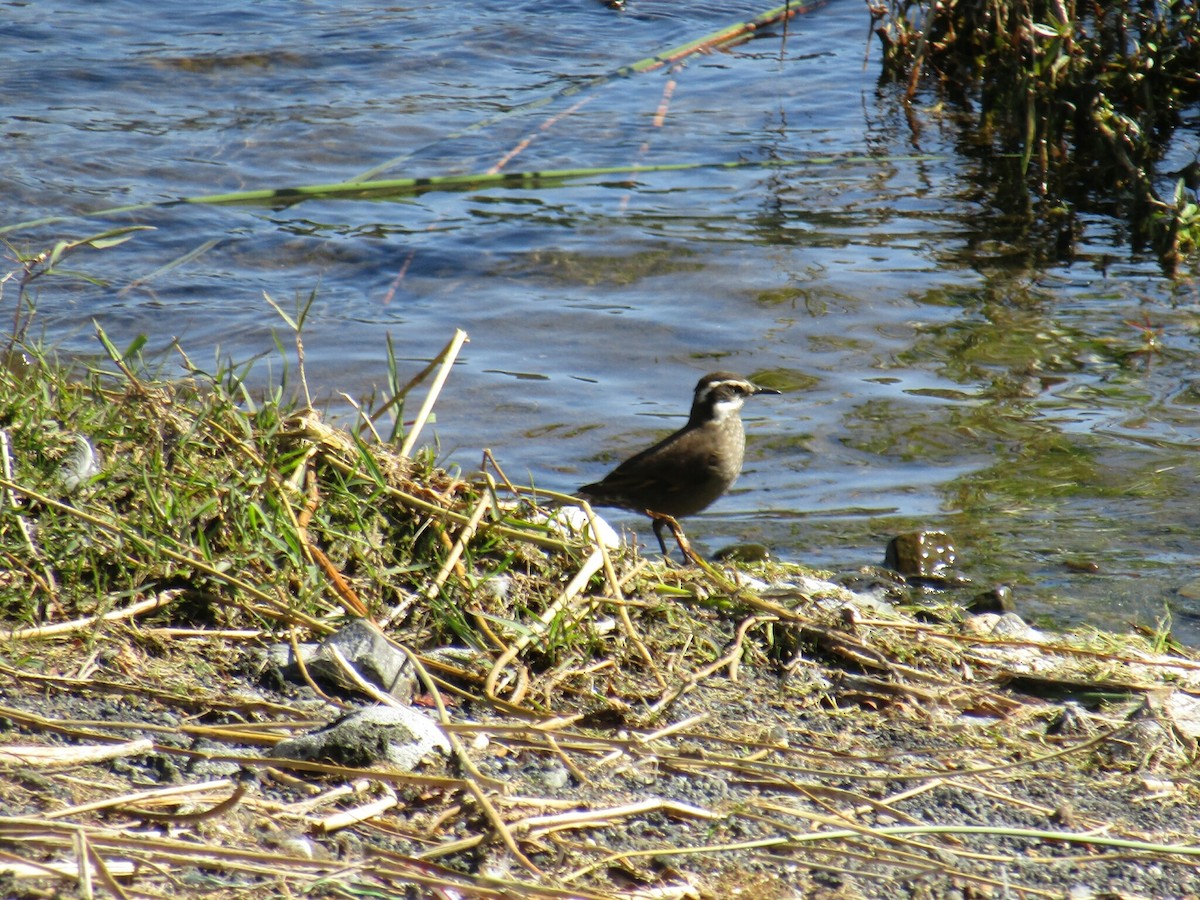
{"left": 0, "top": 240, "right": 585, "bottom": 651}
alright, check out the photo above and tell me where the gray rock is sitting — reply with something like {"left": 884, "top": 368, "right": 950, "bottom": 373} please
{"left": 271, "top": 704, "right": 449, "bottom": 771}
{"left": 267, "top": 619, "right": 416, "bottom": 702}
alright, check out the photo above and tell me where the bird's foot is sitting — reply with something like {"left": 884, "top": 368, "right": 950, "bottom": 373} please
{"left": 649, "top": 513, "right": 707, "bottom": 568}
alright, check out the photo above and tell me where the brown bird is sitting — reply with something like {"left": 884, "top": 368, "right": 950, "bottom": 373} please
{"left": 577, "top": 371, "right": 779, "bottom": 554}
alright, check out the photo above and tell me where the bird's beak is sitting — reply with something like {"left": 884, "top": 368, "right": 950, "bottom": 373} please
{"left": 752, "top": 384, "right": 781, "bottom": 396}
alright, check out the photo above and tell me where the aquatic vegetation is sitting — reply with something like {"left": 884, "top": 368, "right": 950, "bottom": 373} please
{"left": 872, "top": 0, "right": 1200, "bottom": 272}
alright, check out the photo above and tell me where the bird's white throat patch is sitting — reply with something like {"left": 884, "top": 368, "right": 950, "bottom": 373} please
{"left": 710, "top": 396, "right": 746, "bottom": 422}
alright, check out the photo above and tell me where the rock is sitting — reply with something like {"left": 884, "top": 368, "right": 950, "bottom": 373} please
{"left": 841, "top": 565, "right": 907, "bottom": 594}
{"left": 713, "top": 543, "right": 771, "bottom": 563}
{"left": 966, "top": 584, "right": 1015, "bottom": 615}
{"left": 884, "top": 530, "right": 958, "bottom": 580}
{"left": 1176, "top": 577, "right": 1200, "bottom": 601}
{"left": 267, "top": 619, "right": 416, "bottom": 703}
{"left": 271, "top": 705, "right": 449, "bottom": 771}
{"left": 1163, "top": 690, "right": 1200, "bottom": 741}
{"left": 960, "top": 612, "right": 1034, "bottom": 640}
{"left": 540, "top": 763, "right": 570, "bottom": 791}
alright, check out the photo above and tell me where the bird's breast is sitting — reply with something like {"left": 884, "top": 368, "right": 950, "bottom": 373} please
{"left": 700, "top": 419, "right": 745, "bottom": 479}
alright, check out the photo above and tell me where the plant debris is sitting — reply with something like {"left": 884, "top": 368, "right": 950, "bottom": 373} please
{"left": 2, "top": 332, "right": 1200, "bottom": 899}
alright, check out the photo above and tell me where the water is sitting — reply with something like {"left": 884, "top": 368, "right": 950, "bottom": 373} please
{"left": 4, "top": 1, "right": 1200, "bottom": 640}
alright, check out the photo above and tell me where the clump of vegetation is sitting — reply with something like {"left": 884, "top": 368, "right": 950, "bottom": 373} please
{"left": 871, "top": 0, "right": 1200, "bottom": 271}
{"left": 0, "top": 230, "right": 589, "bottom": 653}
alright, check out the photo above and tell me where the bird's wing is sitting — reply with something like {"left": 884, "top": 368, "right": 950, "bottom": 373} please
{"left": 586, "top": 427, "right": 716, "bottom": 495}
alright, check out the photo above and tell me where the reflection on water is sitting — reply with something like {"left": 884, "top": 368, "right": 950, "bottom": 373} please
{"left": 2, "top": 1, "right": 1199, "bottom": 640}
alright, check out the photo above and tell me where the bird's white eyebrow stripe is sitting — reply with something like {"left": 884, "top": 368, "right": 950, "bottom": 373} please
{"left": 699, "top": 380, "right": 752, "bottom": 397}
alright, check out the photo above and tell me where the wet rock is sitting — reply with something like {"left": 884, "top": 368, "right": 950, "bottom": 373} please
{"left": 266, "top": 619, "right": 416, "bottom": 702}
{"left": 765, "top": 574, "right": 898, "bottom": 620}
{"left": 271, "top": 705, "right": 449, "bottom": 770}
{"left": 713, "top": 542, "right": 770, "bottom": 563}
{"left": 966, "top": 584, "right": 1015, "bottom": 615}
{"left": 838, "top": 565, "right": 909, "bottom": 605}
{"left": 884, "top": 530, "right": 957, "bottom": 580}
{"left": 960, "top": 612, "right": 1034, "bottom": 640}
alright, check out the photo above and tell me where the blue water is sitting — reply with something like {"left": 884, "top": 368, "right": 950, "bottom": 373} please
{"left": 4, "top": 1, "right": 1200, "bottom": 639}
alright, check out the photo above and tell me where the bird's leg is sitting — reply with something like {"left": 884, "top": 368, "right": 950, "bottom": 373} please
{"left": 650, "top": 515, "right": 671, "bottom": 556}
{"left": 649, "top": 512, "right": 706, "bottom": 567}
{"left": 666, "top": 518, "right": 707, "bottom": 568}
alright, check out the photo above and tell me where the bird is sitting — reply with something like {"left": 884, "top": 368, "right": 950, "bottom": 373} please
{"left": 576, "top": 371, "right": 779, "bottom": 555}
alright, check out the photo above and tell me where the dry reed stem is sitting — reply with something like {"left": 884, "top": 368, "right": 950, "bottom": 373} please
{"left": 399, "top": 327, "right": 468, "bottom": 458}
{"left": 118, "top": 777, "right": 252, "bottom": 824}
{"left": 325, "top": 644, "right": 403, "bottom": 708}
{"left": 0, "top": 739, "right": 153, "bottom": 768}
{"left": 346, "top": 390, "right": 386, "bottom": 442}
{"left": 563, "top": 834, "right": 791, "bottom": 883}
{"left": 465, "top": 777, "right": 542, "bottom": 874}
{"left": 370, "top": 848, "right": 612, "bottom": 899}
{"left": 0, "top": 852, "right": 136, "bottom": 883}
{"left": 618, "top": 68, "right": 679, "bottom": 214}
{"left": 319, "top": 452, "right": 571, "bottom": 551}
{"left": 0, "top": 666, "right": 312, "bottom": 721}
{"left": 581, "top": 498, "right": 663, "bottom": 685}
{"left": 0, "top": 428, "right": 56, "bottom": 596}
{"left": 288, "top": 624, "right": 348, "bottom": 708}
{"left": 41, "top": 779, "right": 232, "bottom": 821}
{"left": 385, "top": 636, "right": 507, "bottom": 794}
{"left": 1, "top": 616, "right": 1196, "bottom": 899}
{"left": 317, "top": 783, "right": 398, "bottom": 832}
{"left": 0, "top": 592, "right": 174, "bottom": 641}
{"left": 480, "top": 447, "right": 520, "bottom": 497}
{"left": 646, "top": 614, "right": 773, "bottom": 718}
{"left": 516, "top": 797, "right": 720, "bottom": 840}
{"left": 269, "top": 779, "right": 364, "bottom": 817}
{"left": 0, "top": 821, "right": 348, "bottom": 878}
{"left": 5, "top": 327, "right": 1200, "bottom": 896}
{"left": 488, "top": 95, "right": 597, "bottom": 174}
{"left": 375, "top": 637, "right": 541, "bottom": 873}
{"left": 422, "top": 476, "right": 492, "bottom": 601}
{"left": 307, "top": 543, "right": 371, "bottom": 618}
